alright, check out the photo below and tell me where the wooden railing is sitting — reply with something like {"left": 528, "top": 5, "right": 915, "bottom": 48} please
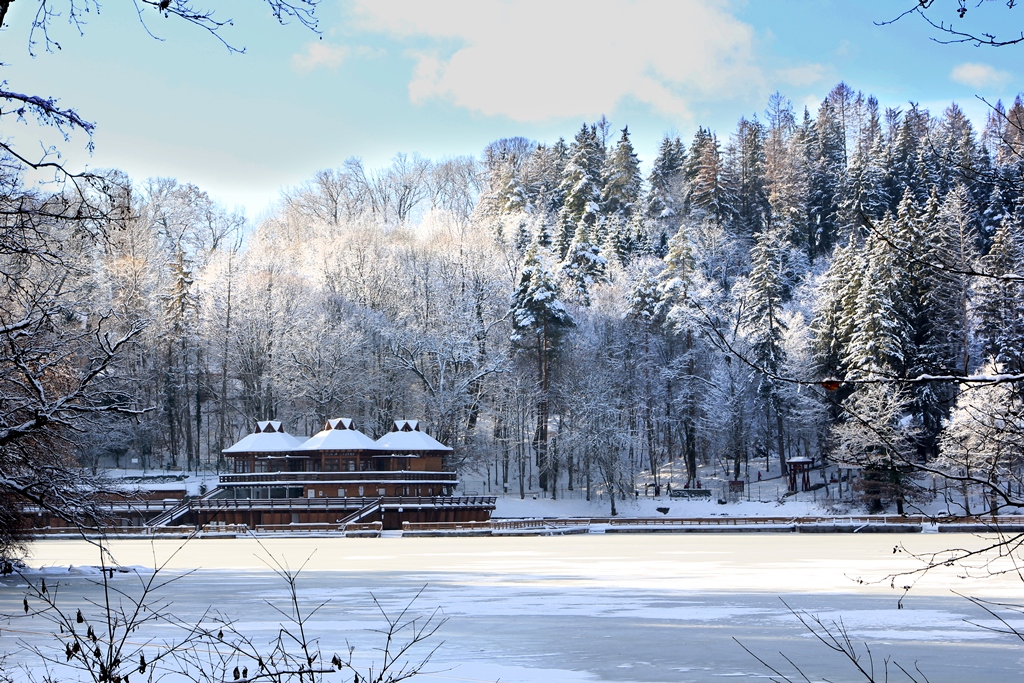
{"left": 22, "top": 499, "right": 184, "bottom": 516}
{"left": 219, "top": 471, "right": 458, "bottom": 484}
{"left": 31, "top": 525, "right": 197, "bottom": 536}
{"left": 406, "top": 515, "right": 1024, "bottom": 533}
{"left": 604, "top": 515, "right": 920, "bottom": 526}
{"left": 186, "top": 495, "right": 495, "bottom": 511}
{"left": 404, "top": 521, "right": 493, "bottom": 532}
{"left": 254, "top": 522, "right": 382, "bottom": 534}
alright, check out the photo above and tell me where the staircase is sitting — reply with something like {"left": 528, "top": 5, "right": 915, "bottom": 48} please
{"left": 145, "top": 489, "right": 220, "bottom": 527}
{"left": 336, "top": 498, "right": 384, "bottom": 525}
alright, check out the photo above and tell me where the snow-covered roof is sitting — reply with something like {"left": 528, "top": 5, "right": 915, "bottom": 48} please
{"left": 296, "top": 418, "right": 383, "bottom": 452}
{"left": 375, "top": 420, "right": 453, "bottom": 453}
{"left": 223, "top": 421, "right": 305, "bottom": 454}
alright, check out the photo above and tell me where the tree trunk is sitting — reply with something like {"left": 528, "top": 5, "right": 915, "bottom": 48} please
{"left": 776, "top": 404, "right": 787, "bottom": 476}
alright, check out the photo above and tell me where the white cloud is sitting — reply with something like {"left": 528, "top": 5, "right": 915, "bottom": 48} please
{"left": 350, "top": 0, "right": 770, "bottom": 123}
{"left": 950, "top": 62, "right": 1012, "bottom": 89}
{"left": 292, "top": 42, "right": 351, "bottom": 73}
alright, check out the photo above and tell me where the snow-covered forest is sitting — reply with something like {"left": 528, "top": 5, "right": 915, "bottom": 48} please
{"left": 5, "top": 82, "right": 1024, "bottom": 514}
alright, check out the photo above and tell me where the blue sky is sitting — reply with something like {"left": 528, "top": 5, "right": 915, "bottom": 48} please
{"left": 6, "top": 0, "right": 1022, "bottom": 220}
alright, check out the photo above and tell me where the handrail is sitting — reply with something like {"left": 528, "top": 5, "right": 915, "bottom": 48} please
{"left": 219, "top": 471, "right": 457, "bottom": 484}
{"left": 408, "top": 514, "right": 1019, "bottom": 533}
{"left": 145, "top": 500, "right": 194, "bottom": 527}
{"left": 187, "top": 495, "right": 496, "bottom": 510}
{"left": 337, "top": 498, "right": 384, "bottom": 525}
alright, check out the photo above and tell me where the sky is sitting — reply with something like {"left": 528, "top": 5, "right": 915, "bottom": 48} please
{"left": 5, "top": 0, "right": 1023, "bottom": 221}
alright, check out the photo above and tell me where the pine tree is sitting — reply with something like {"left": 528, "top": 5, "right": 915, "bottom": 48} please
{"left": 921, "top": 185, "right": 976, "bottom": 377}
{"left": 657, "top": 223, "right": 696, "bottom": 308}
{"left": 726, "top": 116, "right": 769, "bottom": 237}
{"left": 478, "top": 137, "right": 537, "bottom": 217}
{"left": 685, "top": 128, "right": 733, "bottom": 227}
{"left": 627, "top": 266, "right": 665, "bottom": 325}
{"left": 840, "top": 99, "right": 889, "bottom": 235}
{"left": 807, "top": 98, "right": 847, "bottom": 258}
{"left": 509, "top": 234, "right": 574, "bottom": 493}
{"left": 908, "top": 186, "right": 976, "bottom": 459}
{"left": 601, "top": 215, "right": 643, "bottom": 266}
{"left": 745, "top": 221, "right": 790, "bottom": 473}
{"left": 517, "top": 140, "right": 568, "bottom": 215}
{"left": 934, "top": 104, "right": 980, "bottom": 198}
{"left": 646, "top": 135, "right": 686, "bottom": 224}
{"left": 980, "top": 180, "right": 1011, "bottom": 253}
{"left": 843, "top": 215, "right": 912, "bottom": 379}
{"left": 559, "top": 220, "right": 607, "bottom": 306}
{"left": 557, "top": 125, "right": 604, "bottom": 259}
{"left": 601, "top": 127, "right": 643, "bottom": 221}
{"left": 766, "top": 99, "right": 812, "bottom": 258}
{"left": 974, "top": 216, "right": 1024, "bottom": 374}
{"left": 884, "top": 104, "right": 931, "bottom": 211}
{"left": 813, "top": 240, "right": 864, "bottom": 380}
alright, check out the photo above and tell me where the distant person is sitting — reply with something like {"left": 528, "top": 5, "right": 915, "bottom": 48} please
{"left": 757, "top": 471, "right": 762, "bottom": 481}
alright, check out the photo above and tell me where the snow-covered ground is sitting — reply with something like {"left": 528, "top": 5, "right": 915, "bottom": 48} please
{"left": 98, "top": 468, "right": 216, "bottom": 497}
{"left": 102, "top": 467, "right": 842, "bottom": 519}
{"left": 5, "top": 535, "right": 1024, "bottom": 682}
{"left": 492, "top": 491, "right": 828, "bottom": 519}
{"left": 100, "top": 464, "right": 1021, "bottom": 524}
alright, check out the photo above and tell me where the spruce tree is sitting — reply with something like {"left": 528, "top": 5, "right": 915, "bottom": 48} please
{"left": 745, "top": 221, "right": 790, "bottom": 473}
{"left": 843, "top": 216, "right": 912, "bottom": 379}
{"left": 557, "top": 125, "right": 604, "bottom": 260}
{"left": 601, "top": 127, "right": 643, "bottom": 221}
{"left": 813, "top": 241, "right": 865, "bottom": 381}
{"left": 509, "top": 233, "right": 574, "bottom": 493}
{"left": 840, "top": 103, "right": 889, "bottom": 236}
{"left": 910, "top": 186, "right": 975, "bottom": 458}
{"left": 559, "top": 221, "right": 607, "bottom": 306}
{"left": 807, "top": 98, "right": 847, "bottom": 258}
{"left": 646, "top": 135, "right": 686, "bottom": 223}
{"left": 726, "top": 116, "right": 769, "bottom": 238}
{"left": 975, "top": 216, "right": 1024, "bottom": 374}
{"left": 884, "top": 105, "right": 931, "bottom": 211}
{"left": 685, "top": 128, "right": 733, "bottom": 227}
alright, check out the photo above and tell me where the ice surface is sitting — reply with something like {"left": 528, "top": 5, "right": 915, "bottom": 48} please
{"left": 4, "top": 535, "right": 1024, "bottom": 682}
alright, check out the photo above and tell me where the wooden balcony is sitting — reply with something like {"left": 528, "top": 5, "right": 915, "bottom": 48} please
{"left": 186, "top": 495, "right": 496, "bottom": 512}
{"left": 219, "top": 471, "right": 458, "bottom": 485}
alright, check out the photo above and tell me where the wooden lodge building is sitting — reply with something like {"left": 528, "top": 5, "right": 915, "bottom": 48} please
{"left": 137, "top": 418, "right": 495, "bottom": 531}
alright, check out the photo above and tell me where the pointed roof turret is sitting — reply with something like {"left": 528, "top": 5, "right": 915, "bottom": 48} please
{"left": 376, "top": 420, "right": 452, "bottom": 453}
{"left": 297, "top": 418, "right": 383, "bottom": 452}
{"left": 222, "top": 421, "right": 304, "bottom": 454}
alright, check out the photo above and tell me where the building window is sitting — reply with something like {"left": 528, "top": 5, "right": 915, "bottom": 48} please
{"left": 325, "top": 458, "right": 339, "bottom": 472}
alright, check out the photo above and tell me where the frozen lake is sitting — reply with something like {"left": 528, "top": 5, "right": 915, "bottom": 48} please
{"left": 5, "top": 534, "right": 1024, "bottom": 682}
